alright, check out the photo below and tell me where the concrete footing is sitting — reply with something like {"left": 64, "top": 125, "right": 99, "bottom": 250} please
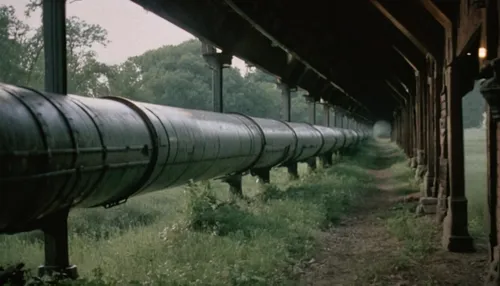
{"left": 436, "top": 191, "right": 448, "bottom": 223}
{"left": 420, "top": 172, "right": 434, "bottom": 197}
{"left": 485, "top": 249, "right": 500, "bottom": 285}
{"left": 415, "top": 165, "right": 427, "bottom": 182}
{"left": 416, "top": 197, "right": 438, "bottom": 215}
{"left": 441, "top": 197, "right": 475, "bottom": 253}
{"left": 408, "top": 157, "right": 415, "bottom": 168}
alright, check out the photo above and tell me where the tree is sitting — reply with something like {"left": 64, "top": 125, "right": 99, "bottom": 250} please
{"left": 0, "top": 5, "right": 32, "bottom": 85}
{"left": 108, "top": 39, "right": 310, "bottom": 120}
{"left": 0, "top": 3, "right": 112, "bottom": 96}
{"left": 0, "top": 5, "right": 311, "bottom": 121}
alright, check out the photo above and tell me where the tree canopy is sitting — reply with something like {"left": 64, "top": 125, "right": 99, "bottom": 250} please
{"left": 0, "top": 3, "right": 317, "bottom": 122}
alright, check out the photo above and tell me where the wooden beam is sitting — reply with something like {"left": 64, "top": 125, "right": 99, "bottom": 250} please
{"left": 393, "top": 46, "right": 419, "bottom": 72}
{"left": 370, "top": 0, "right": 429, "bottom": 55}
{"left": 224, "top": 0, "right": 349, "bottom": 97}
{"left": 385, "top": 80, "right": 408, "bottom": 106}
{"left": 418, "top": 0, "right": 452, "bottom": 31}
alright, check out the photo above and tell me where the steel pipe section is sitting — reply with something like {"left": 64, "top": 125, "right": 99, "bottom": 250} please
{"left": 0, "top": 83, "right": 368, "bottom": 233}
{"left": 282, "top": 122, "right": 324, "bottom": 163}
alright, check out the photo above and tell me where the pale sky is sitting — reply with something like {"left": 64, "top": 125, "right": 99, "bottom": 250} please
{"left": 0, "top": 0, "right": 247, "bottom": 71}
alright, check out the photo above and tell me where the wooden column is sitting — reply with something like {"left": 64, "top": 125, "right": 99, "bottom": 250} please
{"left": 392, "top": 113, "right": 397, "bottom": 142}
{"left": 441, "top": 55, "right": 475, "bottom": 252}
{"left": 402, "top": 104, "right": 413, "bottom": 155}
{"left": 399, "top": 111, "right": 403, "bottom": 147}
{"left": 404, "top": 100, "right": 409, "bottom": 155}
{"left": 481, "top": 0, "right": 500, "bottom": 281}
{"left": 483, "top": 71, "right": 500, "bottom": 282}
{"left": 415, "top": 72, "right": 422, "bottom": 158}
{"left": 411, "top": 93, "right": 417, "bottom": 159}
{"left": 416, "top": 68, "right": 428, "bottom": 179}
{"left": 426, "top": 56, "right": 437, "bottom": 197}
{"left": 433, "top": 61, "right": 443, "bottom": 198}
{"left": 395, "top": 112, "right": 400, "bottom": 145}
{"left": 410, "top": 93, "right": 416, "bottom": 158}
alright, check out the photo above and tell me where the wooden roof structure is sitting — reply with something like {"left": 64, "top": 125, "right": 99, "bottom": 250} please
{"left": 130, "top": 0, "right": 456, "bottom": 123}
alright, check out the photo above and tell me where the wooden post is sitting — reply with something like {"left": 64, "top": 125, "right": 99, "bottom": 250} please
{"left": 426, "top": 56, "right": 436, "bottom": 196}
{"left": 433, "top": 59, "right": 443, "bottom": 198}
{"left": 441, "top": 55, "right": 475, "bottom": 252}
{"left": 481, "top": 0, "right": 499, "bottom": 280}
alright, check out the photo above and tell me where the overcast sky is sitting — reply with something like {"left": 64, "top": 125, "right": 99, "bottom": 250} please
{"left": 0, "top": 0, "right": 247, "bottom": 71}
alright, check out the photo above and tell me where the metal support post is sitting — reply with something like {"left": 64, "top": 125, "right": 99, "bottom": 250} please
{"left": 331, "top": 108, "right": 337, "bottom": 127}
{"left": 320, "top": 103, "right": 333, "bottom": 167}
{"left": 43, "top": 0, "right": 67, "bottom": 95}
{"left": 39, "top": 0, "right": 76, "bottom": 280}
{"left": 306, "top": 97, "right": 317, "bottom": 171}
{"left": 38, "top": 209, "right": 77, "bottom": 279}
{"left": 221, "top": 174, "right": 243, "bottom": 199}
{"left": 201, "top": 43, "right": 241, "bottom": 196}
{"left": 279, "top": 81, "right": 299, "bottom": 179}
{"left": 252, "top": 168, "right": 271, "bottom": 185}
{"left": 201, "top": 42, "right": 232, "bottom": 113}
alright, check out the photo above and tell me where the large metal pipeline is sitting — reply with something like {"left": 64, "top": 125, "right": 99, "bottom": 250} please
{"left": 0, "top": 83, "right": 368, "bottom": 233}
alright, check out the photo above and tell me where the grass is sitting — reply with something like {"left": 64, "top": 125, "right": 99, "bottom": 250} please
{"left": 363, "top": 129, "right": 487, "bottom": 284}
{"left": 384, "top": 156, "right": 438, "bottom": 269}
{"left": 0, "top": 144, "right": 377, "bottom": 285}
{"left": 1, "top": 130, "right": 488, "bottom": 285}
{"left": 361, "top": 145, "right": 439, "bottom": 283}
{"left": 463, "top": 128, "right": 488, "bottom": 241}
{"left": 384, "top": 127, "right": 488, "bottom": 247}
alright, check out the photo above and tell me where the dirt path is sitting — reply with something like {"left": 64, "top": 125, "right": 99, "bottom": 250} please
{"left": 300, "top": 140, "right": 487, "bottom": 286}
